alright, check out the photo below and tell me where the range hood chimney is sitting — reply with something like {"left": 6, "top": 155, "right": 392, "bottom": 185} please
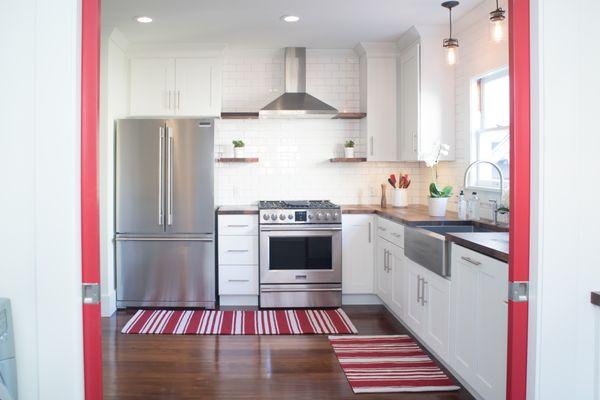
{"left": 259, "top": 47, "right": 339, "bottom": 118}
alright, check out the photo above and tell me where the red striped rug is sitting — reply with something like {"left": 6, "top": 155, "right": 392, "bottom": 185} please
{"left": 121, "top": 309, "right": 357, "bottom": 335}
{"left": 329, "top": 335, "right": 460, "bottom": 393}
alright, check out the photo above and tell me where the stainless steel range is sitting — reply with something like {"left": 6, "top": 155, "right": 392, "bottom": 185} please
{"left": 259, "top": 200, "right": 342, "bottom": 308}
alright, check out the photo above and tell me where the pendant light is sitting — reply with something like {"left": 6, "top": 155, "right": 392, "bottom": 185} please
{"left": 489, "top": 0, "right": 506, "bottom": 43}
{"left": 441, "top": 1, "right": 460, "bottom": 66}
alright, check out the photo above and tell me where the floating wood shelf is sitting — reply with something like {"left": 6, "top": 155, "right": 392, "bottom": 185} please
{"left": 221, "top": 112, "right": 259, "bottom": 119}
{"left": 220, "top": 112, "right": 366, "bottom": 120}
{"left": 217, "top": 157, "right": 259, "bottom": 163}
{"left": 329, "top": 157, "right": 367, "bottom": 163}
{"left": 333, "top": 112, "right": 367, "bottom": 119}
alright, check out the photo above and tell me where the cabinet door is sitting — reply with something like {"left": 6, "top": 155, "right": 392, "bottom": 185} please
{"left": 398, "top": 43, "right": 420, "bottom": 161}
{"left": 376, "top": 241, "right": 393, "bottom": 303}
{"left": 405, "top": 259, "right": 425, "bottom": 335}
{"left": 365, "top": 57, "right": 397, "bottom": 161}
{"left": 451, "top": 245, "right": 508, "bottom": 400}
{"left": 130, "top": 58, "right": 175, "bottom": 116}
{"left": 342, "top": 215, "right": 374, "bottom": 294}
{"left": 390, "top": 246, "right": 407, "bottom": 319}
{"left": 423, "top": 271, "right": 451, "bottom": 362}
{"left": 175, "top": 58, "right": 222, "bottom": 116}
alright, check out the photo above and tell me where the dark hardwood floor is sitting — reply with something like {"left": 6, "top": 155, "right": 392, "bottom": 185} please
{"left": 103, "top": 305, "right": 475, "bottom": 400}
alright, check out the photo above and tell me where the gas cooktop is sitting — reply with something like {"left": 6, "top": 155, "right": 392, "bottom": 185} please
{"left": 259, "top": 200, "right": 339, "bottom": 210}
{"left": 258, "top": 200, "right": 341, "bottom": 224}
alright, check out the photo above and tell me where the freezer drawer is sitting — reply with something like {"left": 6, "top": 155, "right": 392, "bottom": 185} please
{"left": 116, "top": 237, "right": 215, "bottom": 308}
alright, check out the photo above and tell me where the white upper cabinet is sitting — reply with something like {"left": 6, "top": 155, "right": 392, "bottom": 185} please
{"left": 397, "top": 26, "right": 455, "bottom": 161}
{"left": 130, "top": 57, "right": 222, "bottom": 117}
{"left": 130, "top": 58, "right": 175, "bottom": 116}
{"left": 175, "top": 58, "right": 222, "bottom": 116}
{"left": 342, "top": 214, "right": 375, "bottom": 294}
{"left": 355, "top": 43, "right": 398, "bottom": 162}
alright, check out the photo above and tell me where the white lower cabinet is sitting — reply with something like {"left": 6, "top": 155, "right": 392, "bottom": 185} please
{"left": 342, "top": 215, "right": 374, "bottom": 294}
{"left": 450, "top": 244, "right": 508, "bottom": 400}
{"left": 423, "top": 270, "right": 451, "bottom": 361}
{"left": 404, "top": 259, "right": 428, "bottom": 336}
{"left": 389, "top": 247, "right": 407, "bottom": 320}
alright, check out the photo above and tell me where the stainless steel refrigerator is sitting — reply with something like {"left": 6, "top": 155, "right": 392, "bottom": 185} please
{"left": 115, "top": 118, "right": 215, "bottom": 309}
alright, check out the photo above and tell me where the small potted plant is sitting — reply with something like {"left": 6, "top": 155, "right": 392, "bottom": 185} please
{"left": 428, "top": 183, "right": 453, "bottom": 217}
{"left": 423, "top": 142, "right": 451, "bottom": 216}
{"left": 344, "top": 140, "right": 355, "bottom": 158}
{"left": 232, "top": 140, "right": 245, "bottom": 158}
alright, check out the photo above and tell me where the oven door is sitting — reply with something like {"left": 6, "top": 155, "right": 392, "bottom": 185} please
{"left": 260, "top": 225, "right": 342, "bottom": 284}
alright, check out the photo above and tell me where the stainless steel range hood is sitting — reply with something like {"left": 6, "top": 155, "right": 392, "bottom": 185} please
{"left": 259, "top": 47, "right": 338, "bottom": 119}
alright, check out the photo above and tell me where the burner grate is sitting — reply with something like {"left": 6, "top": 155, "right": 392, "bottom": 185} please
{"left": 259, "top": 200, "right": 339, "bottom": 209}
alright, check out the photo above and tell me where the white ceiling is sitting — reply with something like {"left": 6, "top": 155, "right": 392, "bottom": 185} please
{"left": 102, "top": 0, "right": 483, "bottom": 48}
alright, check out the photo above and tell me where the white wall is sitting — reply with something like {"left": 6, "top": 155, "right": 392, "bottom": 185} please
{"left": 0, "top": 0, "right": 84, "bottom": 399}
{"left": 529, "top": 0, "right": 600, "bottom": 399}
{"left": 432, "top": 0, "right": 509, "bottom": 221}
{"left": 217, "top": 49, "right": 423, "bottom": 205}
{"left": 99, "top": 28, "right": 129, "bottom": 317}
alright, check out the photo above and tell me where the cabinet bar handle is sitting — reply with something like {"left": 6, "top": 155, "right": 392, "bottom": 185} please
{"left": 378, "top": 227, "right": 387, "bottom": 231}
{"left": 227, "top": 249, "right": 249, "bottom": 253}
{"left": 370, "top": 137, "right": 374, "bottom": 156}
{"left": 368, "top": 222, "right": 372, "bottom": 243}
{"left": 461, "top": 256, "right": 482, "bottom": 266}
{"left": 228, "top": 279, "right": 250, "bottom": 283}
{"left": 421, "top": 279, "right": 428, "bottom": 306}
{"left": 177, "top": 90, "right": 181, "bottom": 110}
{"left": 416, "top": 275, "right": 422, "bottom": 303}
{"left": 168, "top": 90, "right": 172, "bottom": 109}
{"left": 227, "top": 224, "right": 249, "bottom": 228}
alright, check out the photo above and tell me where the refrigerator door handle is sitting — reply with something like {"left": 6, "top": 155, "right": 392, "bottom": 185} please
{"left": 167, "top": 127, "right": 174, "bottom": 226}
{"left": 158, "top": 127, "right": 165, "bottom": 226}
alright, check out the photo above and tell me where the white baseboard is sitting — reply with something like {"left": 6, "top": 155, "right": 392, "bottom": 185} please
{"left": 219, "top": 295, "right": 259, "bottom": 306}
{"left": 101, "top": 290, "right": 116, "bottom": 317}
{"left": 342, "top": 294, "right": 382, "bottom": 305}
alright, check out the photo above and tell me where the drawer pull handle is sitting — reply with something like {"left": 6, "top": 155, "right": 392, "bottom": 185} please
{"left": 378, "top": 227, "right": 387, "bottom": 231}
{"left": 227, "top": 224, "right": 249, "bottom": 228}
{"left": 392, "top": 233, "right": 402, "bottom": 237}
{"left": 227, "top": 249, "right": 249, "bottom": 253}
{"left": 228, "top": 279, "right": 250, "bottom": 283}
{"left": 461, "top": 256, "right": 482, "bottom": 266}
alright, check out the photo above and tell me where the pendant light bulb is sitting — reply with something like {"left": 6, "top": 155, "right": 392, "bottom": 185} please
{"left": 441, "top": 1, "right": 460, "bottom": 66}
{"left": 489, "top": 0, "right": 506, "bottom": 43}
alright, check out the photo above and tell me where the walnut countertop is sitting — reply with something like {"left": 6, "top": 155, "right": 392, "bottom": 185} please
{"left": 445, "top": 232, "right": 509, "bottom": 263}
{"left": 341, "top": 204, "right": 464, "bottom": 225}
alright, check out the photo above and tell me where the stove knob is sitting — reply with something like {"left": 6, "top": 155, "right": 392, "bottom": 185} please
{"left": 279, "top": 213, "right": 286, "bottom": 220}
{"left": 288, "top": 214, "right": 294, "bottom": 220}
{"left": 263, "top": 214, "right": 270, "bottom": 221}
{"left": 325, "top": 213, "right": 331, "bottom": 220}
{"left": 308, "top": 214, "right": 314, "bottom": 220}
{"left": 270, "top": 213, "right": 277, "bottom": 221}
{"left": 316, "top": 212, "right": 324, "bottom": 220}
{"left": 333, "top": 212, "right": 339, "bottom": 219}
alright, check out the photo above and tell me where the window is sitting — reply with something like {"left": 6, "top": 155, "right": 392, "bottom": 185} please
{"left": 469, "top": 68, "right": 510, "bottom": 190}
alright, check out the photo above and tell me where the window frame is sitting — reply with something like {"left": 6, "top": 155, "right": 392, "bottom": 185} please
{"left": 468, "top": 66, "right": 510, "bottom": 191}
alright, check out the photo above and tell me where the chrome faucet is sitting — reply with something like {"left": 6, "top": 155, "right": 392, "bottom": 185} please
{"left": 463, "top": 160, "right": 506, "bottom": 224}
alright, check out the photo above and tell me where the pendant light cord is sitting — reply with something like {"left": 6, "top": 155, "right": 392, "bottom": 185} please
{"left": 449, "top": 7, "right": 453, "bottom": 38}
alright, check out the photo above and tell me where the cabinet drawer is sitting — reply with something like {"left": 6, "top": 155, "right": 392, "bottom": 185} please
{"left": 218, "top": 236, "right": 258, "bottom": 265}
{"left": 219, "top": 265, "right": 258, "bottom": 295}
{"left": 218, "top": 215, "right": 258, "bottom": 236}
{"left": 376, "top": 217, "right": 404, "bottom": 247}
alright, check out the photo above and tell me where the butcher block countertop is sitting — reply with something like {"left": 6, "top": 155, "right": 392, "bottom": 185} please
{"left": 342, "top": 204, "right": 509, "bottom": 262}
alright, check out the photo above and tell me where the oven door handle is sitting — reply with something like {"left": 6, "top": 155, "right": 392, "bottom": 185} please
{"left": 261, "top": 287, "right": 343, "bottom": 293}
{"left": 260, "top": 226, "right": 342, "bottom": 232}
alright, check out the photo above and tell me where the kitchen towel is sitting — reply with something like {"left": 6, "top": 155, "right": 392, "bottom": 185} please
{"left": 329, "top": 335, "right": 460, "bottom": 393}
{"left": 121, "top": 308, "right": 357, "bottom": 335}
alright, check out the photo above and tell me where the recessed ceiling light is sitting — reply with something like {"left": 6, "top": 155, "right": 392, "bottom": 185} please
{"left": 281, "top": 15, "right": 300, "bottom": 23}
{"left": 135, "top": 16, "right": 153, "bottom": 23}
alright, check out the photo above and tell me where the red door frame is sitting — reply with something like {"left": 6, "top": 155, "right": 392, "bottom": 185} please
{"left": 507, "top": 1, "right": 530, "bottom": 399}
{"left": 81, "top": 0, "right": 102, "bottom": 399}
{"left": 79, "top": 1, "right": 531, "bottom": 399}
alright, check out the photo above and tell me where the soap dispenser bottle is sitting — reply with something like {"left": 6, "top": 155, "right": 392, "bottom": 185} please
{"left": 468, "top": 192, "right": 481, "bottom": 221}
{"left": 457, "top": 190, "right": 467, "bottom": 220}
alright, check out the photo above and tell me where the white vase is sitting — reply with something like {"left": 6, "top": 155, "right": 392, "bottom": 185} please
{"left": 233, "top": 147, "right": 244, "bottom": 158}
{"left": 428, "top": 197, "right": 449, "bottom": 217}
{"left": 392, "top": 188, "right": 408, "bottom": 208}
{"left": 344, "top": 147, "right": 355, "bottom": 158}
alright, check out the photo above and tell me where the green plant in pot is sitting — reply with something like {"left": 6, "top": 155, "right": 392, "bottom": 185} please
{"left": 344, "top": 140, "right": 355, "bottom": 158}
{"left": 232, "top": 140, "right": 245, "bottom": 158}
{"left": 423, "top": 142, "right": 452, "bottom": 216}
